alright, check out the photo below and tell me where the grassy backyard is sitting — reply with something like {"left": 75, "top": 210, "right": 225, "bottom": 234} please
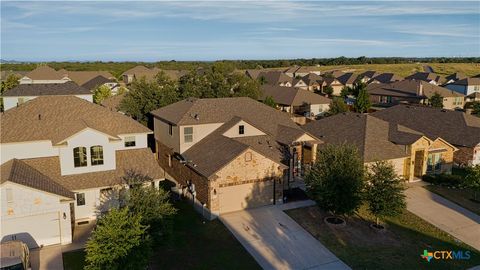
{"left": 63, "top": 200, "right": 259, "bottom": 270}
{"left": 286, "top": 205, "right": 480, "bottom": 270}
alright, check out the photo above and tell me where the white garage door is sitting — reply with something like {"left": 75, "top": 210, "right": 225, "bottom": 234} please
{"left": 1, "top": 212, "right": 61, "bottom": 249}
{"left": 219, "top": 181, "right": 274, "bottom": 214}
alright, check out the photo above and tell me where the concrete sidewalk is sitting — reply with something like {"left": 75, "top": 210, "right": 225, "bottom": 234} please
{"left": 220, "top": 201, "right": 351, "bottom": 270}
{"left": 406, "top": 184, "right": 480, "bottom": 251}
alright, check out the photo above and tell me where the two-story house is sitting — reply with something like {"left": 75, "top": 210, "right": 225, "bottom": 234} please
{"left": 151, "top": 97, "right": 320, "bottom": 219}
{"left": 0, "top": 96, "right": 164, "bottom": 248}
{"left": 445, "top": 77, "right": 480, "bottom": 97}
{"left": 373, "top": 104, "right": 480, "bottom": 167}
{"left": 19, "top": 66, "right": 70, "bottom": 84}
{"left": 2, "top": 82, "right": 93, "bottom": 111}
{"left": 304, "top": 113, "right": 457, "bottom": 182}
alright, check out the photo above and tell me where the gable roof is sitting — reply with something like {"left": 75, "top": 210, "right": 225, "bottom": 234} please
{"left": 447, "top": 77, "right": 480, "bottom": 86}
{"left": 369, "top": 73, "right": 403, "bottom": 84}
{"left": 101, "top": 93, "right": 125, "bottom": 112}
{"left": 23, "top": 66, "right": 67, "bottom": 80}
{"left": 245, "top": 69, "right": 263, "bottom": 80}
{"left": 405, "top": 72, "right": 443, "bottom": 83}
{"left": 258, "top": 71, "right": 292, "bottom": 85}
{"left": 303, "top": 113, "right": 412, "bottom": 162}
{"left": 81, "top": 75, "right": 116, "bottom": 90}
{"left": 358, "top": 70, "right": 381, "bottom": 79}
{"left": 302, "top": 73, "right": 322, "bottom": 85}
{"left": 1, "top": 96, "right": 151, "bottom": 144}
{"left": 3, "top": 81, "right": 91, "bottom": 97}
{"left": 445, "top": 72, "right": 466, "bottom": 82}
{"left": 337, "top": 73, "right": 358, "bottom": 85}
{"left": 367, "top": 80, "right": 464, "bottom": 98}
{"left": 67, "top": 71, "right": 114, "bottom": 86}
{"left": 1, "top": 159, "right": 74, "bottom": 199}
{"left": 260, "top": 85, "right": 331, "bottom": 106}
{"left": 372, "top": 104, "right": 480, "bottom": 147}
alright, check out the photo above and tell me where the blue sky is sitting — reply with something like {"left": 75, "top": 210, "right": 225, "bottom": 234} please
{"left": 1, "top": 1, "right": 479, "bottom": 61}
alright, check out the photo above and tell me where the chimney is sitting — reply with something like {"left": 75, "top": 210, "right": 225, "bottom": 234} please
{"left": 38, "top": 114, "right": 41, "bottom": 120}
{"left": 418, "top": 83, "right": 423, "bottom": 96}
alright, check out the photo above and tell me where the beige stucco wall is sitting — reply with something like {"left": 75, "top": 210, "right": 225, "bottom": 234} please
{"left": 223, "top": 120, "right": 265, "bottom": 138}
{"left": 179, "top": 123, "right": 224, "bottom": 153}
{"left": 443, "top": 96, "right": 464, "bottom": 110}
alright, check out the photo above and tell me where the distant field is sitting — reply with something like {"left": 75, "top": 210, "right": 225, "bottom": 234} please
{"left": 265, "top": 63, "right": 480, "bottom": 77}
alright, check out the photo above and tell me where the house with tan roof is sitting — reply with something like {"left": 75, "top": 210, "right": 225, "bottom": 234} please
{"left": 0, "top": 96, "right": 164, "bottom": 248}
{"left": 121, "top": 65, "right": 187, "bottom": 84}
{"left": 367, "top": 80, "right": 465, "bottom": 110}
{"left": 318, "top": 76, "right": 344, "bottom": 96}
{"left": 2, "top": 82, "right": 93, "bottom": 111}
{"left": 367, "top": 73, "right": 403, "bottom": 84}
{"left": 445, "top": 77, "right": 480, "bottom": 96}
{"left": 373, "top": 104, "right": 480, "bottom": 166}
{"left": 151, "top": 97, "right": 321, "bottom": 218}
{"left": 260, "top": 85, "right": 331, "bottom": 118}
{"left": 257, "top": 71, "right": 293, "bottom": 87}
{"left": 405, "top": 72, "right": 443, "bottom": 85}
{"left": 304, "top": 113, "right": 457, "bottom": 181}
{"left": 19, "top": 66, "right": 70, "bottom": 84}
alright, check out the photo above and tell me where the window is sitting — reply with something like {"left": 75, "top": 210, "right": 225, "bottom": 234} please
{"left": 124, "top": 136, "right": 136, "bottom": 147}
{"left": 168, "top": 124, "right": 173, "bottom": 136}
{"left": 90, "top": 146, "right": 104, "bottom": 166}
{"left": 239, "top": 125, "right": 245, "bottom": 135}
{"left": 184, "top": 127, "right": 193, "bottom": 143}
{"left": 76, "top": 193, "right": 85, "bottom": 206}
{"left": 427, "top": 153, "right": 442, "bottom": 173}
{"left": 474, "top": 86, "right": 480, "bottom": 92}
{"left": 6, "top": 188, "right": 13, "bottom": 203}
{"left": 245, "top": 152, "right": 252, "bottom": 162}
{"left": 73, "top": 147, "right": 87, "bottom": 167}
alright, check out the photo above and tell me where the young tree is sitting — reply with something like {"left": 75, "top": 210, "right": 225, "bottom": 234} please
{"left": 471, "top": 101, "right": 480, "bottom": 116}
{"left": 93, "top": 85, "right": 112, "bottom": 104}
{"left": 1, "top": 74, "right": 20, "bottom": 111}
{"left": 463, "top": 165, "right": 480, "bottom": 201}
{"left": 121, "top": 171, "right": 177, "bottom": 240}
{"left": 328, "top": 97, "right": 349, "bottom": 115}
{"left": 305, "top": 143, "right": 364, "bottom": 217}
{"left": 354, "top": 88, "right": 371, "bottom": 113}
{"left": 85, "top": 208, "right": 150, "bottom": 270}
{"left": 365, "top": 161, "right": 406, "bottom": 226}
{"left": 120, "top": 74, "right": 179, "bottom": 125}
{"left": 323, "top": 85, "right": 334, "bottom": 96}
{"left": 340, "top": 86, "right": 351, "bottom": 98}
{"left": 429, "top": 92, "right": 444, "bottom": 108}
{"left": 263, "top": 95, "right": 277, "bottom": 108}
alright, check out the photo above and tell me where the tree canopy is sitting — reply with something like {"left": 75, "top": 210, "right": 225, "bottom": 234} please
{"left": 93, "top": 84, "right": 112, "bottom": 104}
{"left": 263, "top": 95, "right": 277, "bottom": 108}
{"left": 464, "top": 165, "right": 480, "bottom": 201}
{"left": 429, "top": 92, "right": 444, "bottom": 108}
{"left": 1, "top": 74, "right": 20, "bottom": 111}
{"left": 354, "top": 88, "right": 371, "bottom": 113}
{"left": 328, "top": 97, "right": 349, "bottom": 115}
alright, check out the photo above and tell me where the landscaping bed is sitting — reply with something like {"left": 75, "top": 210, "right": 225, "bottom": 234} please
{"left": 286, "top": 205, "right": 480, "bottom": 270}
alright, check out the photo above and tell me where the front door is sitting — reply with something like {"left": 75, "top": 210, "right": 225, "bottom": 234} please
{"left": 414, "top": 150, "right": 425, "bottom": 177}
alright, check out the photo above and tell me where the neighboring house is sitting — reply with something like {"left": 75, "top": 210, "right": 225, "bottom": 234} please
{"left": 260, "top": 85, "right": 331, "bottom": 118}
{"left": 294, "top": 66, "right": 321, "bottom": 77}
{"left": 1, "top": 70, "right": 27, "bottom": 82}
{"left": 258, "top": 71, "right": 293, "bottom": 87}
{"left": 319, "top": 77, "right": 344, "bottom": 96}
{"left": 81, "top": 75, "right": 120, "bottom": 95}
{"left": 291, "top": 78, "right": 308, "bottom": 90}
{"left": 444, "top": 72, "right": 467, "bottom": 84}
{"left": 284, "top": 66, "right": 300, "bottom": 77}
{"left": 444, "top": 77, "right": 480, "bottom": 96}
{"left": 121, "top": 65, "right": 186, "bottom": 84}
{"left": 0, "top": 96, "right": 164, "bottom": 248}
{"left": 367, "top": 80, "right": 465, "bottom": 110}
{"left": 19, "top": 66, "right": 70, "bottom": 84}
{"left": 357, "top": 70, "right": 381, "bottom": 83}
{"left": 373, "top": 104, "right": 480, "bottom": 166}
{"left": 337, "top": 72, "right": 358, "bottom": 88}
{"left": 65, "top": 71, "right": 115, "bottom": 86}
{"left": 405, "top": 72, "right": 443, "bottom": 85}
{"left": 2, "top": 82, "right": 93, "bottom": 111}
{"left": 367, "top": 73, "right": 403, "bottom": 84}
{"left": 466, "top": 92, "right": 480, "bottom": 102}
{"left": 245, "top": 69, "right": 263, "bottom": 80}
{"left": 304, "top": 113, "right": 457, "bottom": 181}
{"left": 151, "top": 97, "right": 320, "bottom": 218}
{"left": 302, "top": 73, "right": 323, "bottom": 91}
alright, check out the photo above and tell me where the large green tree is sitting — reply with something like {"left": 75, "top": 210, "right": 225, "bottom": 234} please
{"left": 354, "top": 88, "right": 371, "bottom": 113}
{"left": 85, "top": 208, "right": 150, "bottom": 270}
{"left": 323, "top": 85, "right": 334, "bottom": 96}
{"left": 120, "top": 72, "right": 179, "bottom": 125}
{"left": 429, "top": 92, "right": 444, "bottom": 108}
{"left": 93, "top": 84, "right": 112, "bottom": 104}
{"left": 1, "top": 74, "right": 20, "bottom": 111}
{"left": 464, "top": 165, "right": 480, "bottom": 201}
{"left": 263, "top": 95, "right": 277, "bottom": 108}
{"left": 328, "top": 97, "right": 349, "bottom": 115}
{"left": 471, "top": 101, "right": 480, "bottom": 116}
{"left": 305, "top": 143, "right": 364, "bottom": 217}
{"left": 365, "top": 161, "right": 406, "bottom": 226}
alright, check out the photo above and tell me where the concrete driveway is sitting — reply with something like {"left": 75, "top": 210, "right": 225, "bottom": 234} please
{"left": 406, "top": 183, "right": 480, "bottom": 251}
{"left": 220, "top": 201, "right": 351, "bottom": 270}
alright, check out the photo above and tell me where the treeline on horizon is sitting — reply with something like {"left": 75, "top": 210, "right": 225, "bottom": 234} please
{"left": 2, "top": 56, "right": 479, "bottom": 79}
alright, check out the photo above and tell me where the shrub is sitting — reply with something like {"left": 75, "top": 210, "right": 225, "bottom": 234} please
{"left": 422, "top": 173, "right": 464, "bottom": 187}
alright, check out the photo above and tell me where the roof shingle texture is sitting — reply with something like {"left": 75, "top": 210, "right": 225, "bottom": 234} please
{"left": 3, "top": 81, "right": 91, "bottom": 97}
{"left": 261, "top": 85, "right": 331, "bottom": 106}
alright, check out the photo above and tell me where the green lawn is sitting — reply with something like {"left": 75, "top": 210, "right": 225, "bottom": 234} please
{"left": 425, "top": 185, "right": 480, "bottom": 215}
{"left": 63, "top": 200, "right": 259, "bottom": 270}
{"left": 149, "top": 200, "right": 260, "bottom": 270}
{"left": 286, "top": 205, "right": 480, "bottom": 270}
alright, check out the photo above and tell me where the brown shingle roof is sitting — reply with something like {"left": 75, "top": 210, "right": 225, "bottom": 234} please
{"left": 1, "top": 159, "right": 74, "bottom": 199}
{"left": 19, "top": 148, "right": 164, "bottom": 191}
{"left": 3, "top": 81, "right": 90, "bottom": 97}
{"left": 101, "top": 93, "right": 125, "bottom": 112}
{"left": 81, "top": 75, "right": 116, "bottom": 91}
{"left": 367, "top": 80, "right": 464, "bottom": 98}
{"left": 260, "top": 85, "right": 331, "bottom": 106}
{"left": 369, "top": 73, "right": 403, "bottom": 84}
{"left": 405, "top": 72, "right": 442, "bottom": 83}
{"left": 258, "top": 71, "right": 292, "bottom": 85}
{"left": 303, "top": 113, "right": 412, "bottom": 162}
{"left": 67, "top": 71, "right": 114, "bottom": 86}
{"left": 23, "top": 66, "right": 67, "bottom": 80}
{"left": 447, "top": 77, "right": 480, "bottom": 86}
{"left": 372, "top": 105, "right": 480, "bottom": 147}
{"left": 0, "top": 96, "right": 151, "bottom": 144}
{"left": 337, "top": 73, "right": 358, "bottom": 85}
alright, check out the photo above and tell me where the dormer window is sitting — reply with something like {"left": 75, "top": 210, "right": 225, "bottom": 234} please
{"left": 239, "top": 125, "right": 245, "bottom": 135}
{"left": 73, "top": 147, "right": 87, "bottom": 167}
{"left": 90, "top": 146, "right": 104, "bottom": 166}
{"left": 125, "top": 136, "right": 136, "bottom": 147}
